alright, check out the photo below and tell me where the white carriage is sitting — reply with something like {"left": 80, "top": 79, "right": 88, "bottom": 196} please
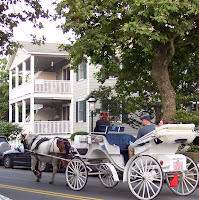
{"left": 68, "top": 124, "right": 199, "bottom": 199}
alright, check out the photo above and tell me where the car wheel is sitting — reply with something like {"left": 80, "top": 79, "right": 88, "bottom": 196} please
{"left": 4, "top": 155, "right": 13, "bottom": 168}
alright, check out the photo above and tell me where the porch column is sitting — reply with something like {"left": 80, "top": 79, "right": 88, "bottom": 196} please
{"left": 70, "top": 103, "right": 73, "bottom": 134}
{"left": 15, "top": 66, "right": 19, "bottom": 88}
{"left": 30, "top": 97, "right": 35, "bottom": 133}
{"left": 30, "top": 56, "right": 34, "bottom": 92}
{"left": 22, "top": 100, "right": 26, "bottom": 122}
{"left": 22, "top": 61, "right": 26, "bottom": 86}
{"left": 9, "top": 104, "right": 12, "bottom": 123}
{"left": 15, "top": 103, "right": 19, "bottom": 123}
{"left": 9, "top": 70, "right": 12, "bottom": 92}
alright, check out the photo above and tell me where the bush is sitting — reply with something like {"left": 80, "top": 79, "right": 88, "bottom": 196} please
{"left": 0, "top": 121, "right": 23, "bottom": 140}
{"left": 173, "top": 109, "right": 199, "bottom": 128}
{"left": 173, "top": 110, "right": 199, "bottom": 152}
{"left": 70, "top": 131, "right": 89, "bottom": 141}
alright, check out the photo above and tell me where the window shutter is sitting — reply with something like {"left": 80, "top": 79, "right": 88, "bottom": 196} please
{"left": 83, "top": 62, "right": 87, "bottom": 79}
{"left": 76, "top": 101, "right": 78, "bottom": 122}
{"left": 122, "top": 102, "right": 128, "bottom": 122}
{"left": 122, "top": 112, "right": 128, "bottom": 123}
{"left": 83, "top": 100, "right": 86, "bottom": 122}
{"left": 76, "top": 69, "right": 79, "bottom": 82}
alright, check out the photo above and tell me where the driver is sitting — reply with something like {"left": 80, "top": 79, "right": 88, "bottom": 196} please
{"left": 128, "top": 115, "right": 155, "bottom": 158}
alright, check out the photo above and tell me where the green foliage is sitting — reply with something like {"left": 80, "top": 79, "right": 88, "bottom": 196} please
{"left": 0, "top": 121, "right": 23, "bottom": 140}
{"left": 0, "top": 0, "right": 49, "bottom": 55}
{"left": 70, "top": 131, "right": 89, "bottom": 141}
{"left": 90, "top": 86, "right": 123, "bottom": 122}
{"left": 54, "top": 0, "right": 199, "bottom": 123}
{"left": 173, "top": 110, "right": 199, "bottom": 128}
{"left": 0, "top": 57, "right": 9, "bottom": 120}
{"left": 186, "top": 144, "right": 199, "bottom": 152}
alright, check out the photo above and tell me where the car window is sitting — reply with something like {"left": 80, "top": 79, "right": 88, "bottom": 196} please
{"left": 19, "top": 144, "right": 25, "bottom": 152}
{"left": 0, "top": 137, "right": 7, "bottom": 143}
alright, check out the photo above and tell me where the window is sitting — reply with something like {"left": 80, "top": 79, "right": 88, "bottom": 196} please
{"left": 79, "top": 101, "right": 84, "bottom": 121}
{"left": 76, "top": 62, "right": 87, "bottom": 81}
{"left": 76, "top": 100, "right": 86, "bottom": 122}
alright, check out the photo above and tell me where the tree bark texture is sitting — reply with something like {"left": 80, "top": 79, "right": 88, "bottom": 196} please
{"left": 151, "top": 42, "right": 176, "bottom": 123}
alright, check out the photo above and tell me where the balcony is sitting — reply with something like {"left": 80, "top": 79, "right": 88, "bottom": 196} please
{"left": 10, "top": 80, "right": 71, "bottom": 101}
{"left": 34, "top": 80, "right": 71, "bottom": 93}
{"left": 19, "top": 121, "right": 71, "bottom": 135}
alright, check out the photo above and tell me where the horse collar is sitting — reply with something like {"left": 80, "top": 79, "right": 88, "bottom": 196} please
{"left": 30, "top": 135, "right": 39, "bottom": 149}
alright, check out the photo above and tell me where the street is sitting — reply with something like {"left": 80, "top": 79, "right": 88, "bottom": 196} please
{"left": 0, "top": 166, "right": 198, "bottom": 200}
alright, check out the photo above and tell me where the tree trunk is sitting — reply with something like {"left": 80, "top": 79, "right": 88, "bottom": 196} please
{"left": 151, "top": 43, "right": 176, "bottom": 123}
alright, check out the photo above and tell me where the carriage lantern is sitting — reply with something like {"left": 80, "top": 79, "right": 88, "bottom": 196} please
{"left": 88, "top": 96, "right": 96, "bottom": 132}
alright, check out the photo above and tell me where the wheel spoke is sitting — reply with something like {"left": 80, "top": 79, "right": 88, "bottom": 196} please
{"left": 147, "top": 180, "right": 156, "bottom": 195}
{"left": 148, "top": 180, "right": 160, "bottom": 190}
{"left": 182, "top": 178, "right": 190, "bottom": 192}
{"left": 146, "top": 181, "right": 150, "bottom": 198}
{"left": 133, "top": 179, "right": 143, "bottom": 190}
{"left": 135, "top": 161, "right": 143, "bottom": 174}
{"left": 130, "top": 167, "right": 143, "bottom": 177}
{"left": 142, "top": 182, "right": 146, "bottom": 198}
{"left": 137, "top": 182, "right": 144, "bottom": 196}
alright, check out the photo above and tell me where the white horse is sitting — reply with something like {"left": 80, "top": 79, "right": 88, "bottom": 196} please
{"left": 22, "top": 133, "right": 70, "bottom": 184}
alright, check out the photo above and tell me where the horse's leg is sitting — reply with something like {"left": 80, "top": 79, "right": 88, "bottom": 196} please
{"left": 49, "top": 159, "right": 58, "bottom": 184}
{"left": 37, "top": 161, "right": 44, "bottom": 179}
{"left": 31, "top": 156, "right": 41, "bottom": 182}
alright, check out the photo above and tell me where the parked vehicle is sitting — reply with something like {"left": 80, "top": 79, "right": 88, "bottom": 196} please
{"left": 0, "top": 136, "right": 11, "bottom": 163}
{"left": 3, "top": 144, "right": 50, "bottom": 171}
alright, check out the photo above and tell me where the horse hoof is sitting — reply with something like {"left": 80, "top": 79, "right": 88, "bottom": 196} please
{"left": 37, "top": 174, "right": 42, "bottom": 179}
{"left": 49, "top": 181, "right": 54, "bottom": 184}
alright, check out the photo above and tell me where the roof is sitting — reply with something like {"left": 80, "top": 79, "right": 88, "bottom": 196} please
{"left": 6, "top": 41, "right": 69, "bottom": 70}
{"left": 19, "top": 41, "right": 68, "bottom": 55}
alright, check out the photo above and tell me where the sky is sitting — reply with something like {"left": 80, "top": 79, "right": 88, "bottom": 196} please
{"left": 13, "top": 0, "right": 74, "bottom": 44}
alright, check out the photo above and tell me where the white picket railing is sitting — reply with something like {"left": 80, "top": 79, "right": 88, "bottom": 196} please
{"left": 34, "top": 80, "right": 71, "bottom": 93}
{"left": 34, "top": 121, "right": 71, "bottom": 134}
{"left": 10, "top": 80, "right": 71, "bottom": 101}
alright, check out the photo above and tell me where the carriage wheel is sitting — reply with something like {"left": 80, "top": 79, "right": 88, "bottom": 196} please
{"left": 127, "top": 155, "right": 163, "bottom": 200}
{"left": 98, "top": 164, "right": 118, "bottom": 188}
{"left": 65, "top": 158, "right": 88, "bottom": 191}
{"left": 165, "top": 156, "right": 199, "bottom": 196}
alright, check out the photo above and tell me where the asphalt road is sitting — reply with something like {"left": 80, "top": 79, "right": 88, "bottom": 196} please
{"left": 0, "top": 166, "right": 198, "bottom": 200}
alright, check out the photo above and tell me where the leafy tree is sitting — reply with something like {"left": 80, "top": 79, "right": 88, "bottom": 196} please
{"left": 55, "top": 0, "right": 199, "bottom": 123}
{"left": 0, "top": 57, "right": 9, "bottom": 120}
{"left": 0, "top": 0, "right": 48, "bottom": 55}
{"left": 0, "top": 121, "right": 23, "bottom": 140}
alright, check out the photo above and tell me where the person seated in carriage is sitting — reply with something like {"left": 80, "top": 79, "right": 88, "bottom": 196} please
{"left": 128, "top": 115, "right": 155, "bottom": 158}
{"left": 94, "top": 112, "right": 110, "bottom": 132}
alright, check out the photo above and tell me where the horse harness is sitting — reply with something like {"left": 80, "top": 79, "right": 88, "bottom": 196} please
{"left": 29, "top": 137, "right": 71, "bottom": 158}
{"left": 32, "top": 137, "right": 50, "bottom": 151}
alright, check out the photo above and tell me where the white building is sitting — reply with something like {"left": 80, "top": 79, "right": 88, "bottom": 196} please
{"left": 6, "top": 42, "right": 134, "bottom": 139}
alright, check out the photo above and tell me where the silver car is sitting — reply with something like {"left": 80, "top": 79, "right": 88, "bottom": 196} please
{"left": 0, "top": 136, "right": 11, "bottom": 164}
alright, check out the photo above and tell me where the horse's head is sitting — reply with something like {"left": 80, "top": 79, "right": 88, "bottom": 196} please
{"left": 21, "top": 133, "right": 28, "bottom": 148}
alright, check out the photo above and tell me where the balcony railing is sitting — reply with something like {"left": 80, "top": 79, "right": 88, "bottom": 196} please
{"left": 18, "top": 121, "right": 71, "bottom": 135}
{"left": 34, "top": 121, "right": 71, "bottom": 134}
{"left": 34, "top": 80, "right": 71, "bottom": 93}
{"left": 10, "top": 80, "right": 71, "bottom": 100}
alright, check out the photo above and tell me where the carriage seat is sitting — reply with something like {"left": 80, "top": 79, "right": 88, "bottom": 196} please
{"left": 104, "top": 134, "right": 136, "bottom": 163}
{"left": 99, "top": 125, "right": 125, "bottom": 134}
